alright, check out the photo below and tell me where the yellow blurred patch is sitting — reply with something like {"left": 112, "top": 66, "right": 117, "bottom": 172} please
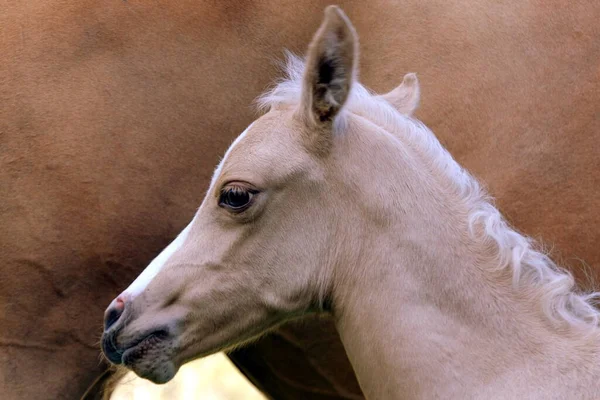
{"left": 111, "top": 353, "right": 266, "bottom": 400}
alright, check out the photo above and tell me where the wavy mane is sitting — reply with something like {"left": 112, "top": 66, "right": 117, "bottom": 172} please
{"left": 257, "top": 53, "right": 600, "bottom": 332}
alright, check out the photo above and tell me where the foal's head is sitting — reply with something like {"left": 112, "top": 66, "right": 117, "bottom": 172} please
{"left": 101, "top": 6, "right": 421, "bottom": 383}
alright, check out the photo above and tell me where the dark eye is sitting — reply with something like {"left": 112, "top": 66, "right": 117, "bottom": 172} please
{"left": 219, "top": 185, "right": 257, "bottom": 212}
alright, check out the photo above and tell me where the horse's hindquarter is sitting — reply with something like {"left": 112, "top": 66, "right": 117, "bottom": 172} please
{"left": 1, "top": 0, "right": 598, "bottom": 399}
{"left": 0, "top": 1, "right": 291, "bottom": 398}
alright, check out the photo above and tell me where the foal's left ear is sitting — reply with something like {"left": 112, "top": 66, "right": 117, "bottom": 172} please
{"left": 301, "top": 6, "right": 358, "bottom": 125}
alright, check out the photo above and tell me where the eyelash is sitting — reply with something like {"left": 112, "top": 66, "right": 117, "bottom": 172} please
{"left": 218, "top": 185, "right": 258, "bottom": 212}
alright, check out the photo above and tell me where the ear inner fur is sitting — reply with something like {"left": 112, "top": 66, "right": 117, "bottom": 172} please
{"left": 300, "top": 6, "right": 359, "bottom": 127}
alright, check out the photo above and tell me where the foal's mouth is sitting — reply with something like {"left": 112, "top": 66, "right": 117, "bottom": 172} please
{"left": 102, "top": 329, "right": 170, "bottom": 365}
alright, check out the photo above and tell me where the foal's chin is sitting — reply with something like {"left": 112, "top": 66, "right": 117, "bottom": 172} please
{"left": 120, "top": 319, "right": 268, "bottom": 384}
{"left": 122, "top": 336, "right": 180, "bottom": 384}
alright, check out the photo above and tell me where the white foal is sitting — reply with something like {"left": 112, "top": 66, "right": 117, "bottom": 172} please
{"left": 102, "top": 6, "right": 600, "bottom": 399}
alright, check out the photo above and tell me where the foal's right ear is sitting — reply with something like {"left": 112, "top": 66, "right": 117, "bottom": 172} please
{"left": 300, "top": 6, "right": 358, "bottom": 125}
{"left": 380, "top": 73, "right": 420, "bottom": 116}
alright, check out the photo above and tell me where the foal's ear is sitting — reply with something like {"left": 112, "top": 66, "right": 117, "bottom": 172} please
{"left": 380, "top": 73, "right": 420, "bottom": 116}
{"left": 301, "top": 6, "right": 358, "bottom": 125}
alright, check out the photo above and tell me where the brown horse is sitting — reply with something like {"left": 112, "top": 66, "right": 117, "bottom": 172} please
{"left": 1, "top": 1, "right": 598, "bottom": 399}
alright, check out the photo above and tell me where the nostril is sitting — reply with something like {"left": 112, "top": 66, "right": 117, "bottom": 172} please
{"left": 115, "top": 296, "right": 125, "bottom": 311}
{"left": 104, "top": 296, "right": 126, "bottom": 331}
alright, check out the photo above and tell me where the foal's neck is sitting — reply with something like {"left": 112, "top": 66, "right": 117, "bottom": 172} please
{"left": 332, "top": 210, "right": 599, "bottom": 399}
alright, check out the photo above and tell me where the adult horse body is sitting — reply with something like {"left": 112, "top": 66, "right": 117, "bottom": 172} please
{"left": 101, "top": 7, "right": 600, "bottom": 399}
{"left": 2, "top": 1, "right": 599, "bottom": 399}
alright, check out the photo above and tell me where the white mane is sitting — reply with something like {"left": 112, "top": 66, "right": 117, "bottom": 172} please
{"left": 258, "top": 53, "right": 600, "bottom": 332}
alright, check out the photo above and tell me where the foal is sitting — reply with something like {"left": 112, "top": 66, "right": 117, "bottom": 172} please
{"left": 102, "top": 6, "right": 600, "bottom": 399}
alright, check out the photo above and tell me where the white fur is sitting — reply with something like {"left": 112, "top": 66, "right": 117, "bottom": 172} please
{"left": 123, "top": 221, "right": 193, "bottom": 298}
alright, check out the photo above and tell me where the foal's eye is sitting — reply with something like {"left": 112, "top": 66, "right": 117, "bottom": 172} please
{"left": 219, "top": 185, "right": 257, "bottom": 212}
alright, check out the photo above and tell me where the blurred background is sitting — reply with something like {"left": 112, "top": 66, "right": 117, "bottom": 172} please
{"left": 111, "top": 353, "right": 266, "bottom": 400}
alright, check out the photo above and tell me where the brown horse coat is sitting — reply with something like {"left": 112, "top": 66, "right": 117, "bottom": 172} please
{"left": 1, "top": 1, "right": 598, "bottom": 398}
